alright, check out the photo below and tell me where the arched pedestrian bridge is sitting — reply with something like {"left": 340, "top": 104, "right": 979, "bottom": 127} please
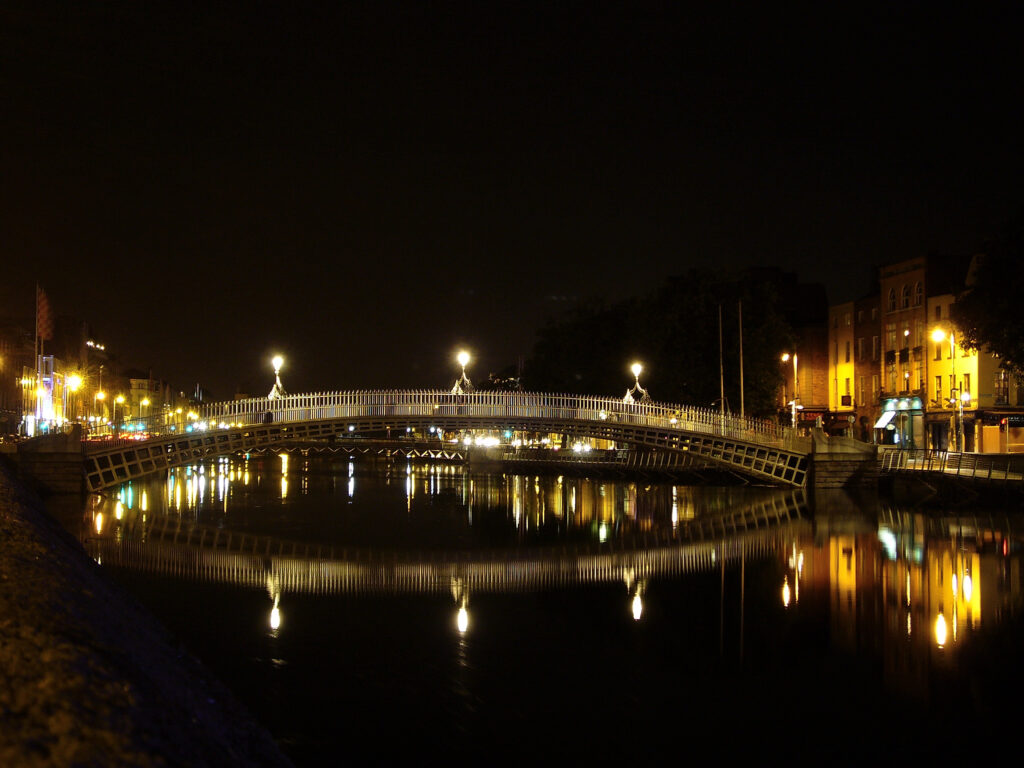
{"left": 84, "top": 390, "right": 814, "bottom": 492}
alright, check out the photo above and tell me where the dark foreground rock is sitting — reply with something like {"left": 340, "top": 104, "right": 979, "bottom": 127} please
{"left": 0, "top": 461, "right": 292, "bottom": 767}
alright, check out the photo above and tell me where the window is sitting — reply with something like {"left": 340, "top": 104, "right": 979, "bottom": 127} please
{"left": 872, "top": 336, "right": 879, "bottom": 360}
{"left": 858, "top": 376, "right": 865, "bottom": 404}
{"left": 935, "top": 375, "right": 942, "bottom": 403}
{"left": 872, "top": 374, "right": 880, "bottom": 398}
{"left": 886, "top": 322, "right": 897, "bottom": 350}
{"left": 857, "top": 310, "right": 864, "bottom": 323}
{"left": 914, "top": 281, "right": 923, "bottom": 307}
{"left": 871, "top": 307, "right": 878, "bottom": 321}
{"left": 934, "top": 342, "right": 942, "bottom": 361}
{"left": 845, "top": 341, "right": 850, "bottom": 362}
{"left": 844, "top": 312, "right": 851, "bottom": 327}
{"left": 857, "top": 338, "right": 864, "bottom": 361}
{"left": 833, "top": 315, "right": 839, "bottom": 329}
{"left": 995, "top": 370, "right": 1009, "bottom": 404}
{"left": 901, "top": 285, "right": 910, "bottom": 309}
{"left": 845, "top": 378, "right": 851, "bottom": 395}
{"left": 963, "top": 373, "right": 971, "bottom": 399}
{"left": 888, "top": 289, "right": 897, "bottom": 312}
{"left": 934, "top": 304, "right": 942, "bottom": 320}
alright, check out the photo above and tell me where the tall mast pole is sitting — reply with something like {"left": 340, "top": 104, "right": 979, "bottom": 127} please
{"left": 718, "top": 304, "right": 725, "bottom": 419}
{"left": 738, "top": 300, "right": 745, "bottom": 418}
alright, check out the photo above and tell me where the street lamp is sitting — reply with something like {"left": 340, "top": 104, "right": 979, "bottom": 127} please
{"left": 94, "top": 390, "right": 106, "bottom": 423}
{"left": 931, "top": 328, "right": 963, "bottom": 452}
{"left": 66, "top": 374, "right": 82, "bottom": 422}
{"left": 140, "top": 397, "right": 150, "bottom": 420}
{"left": 269, "top": 355, "right": 287, "bottom": 399}
{"left": 452, "top": 350, "right": 473, "bottom": 394}
{"left": 114, "top": 394, "right": 125, "bottom": 431}
{"left": 781, "top": 352, "right": 800, "bottom": 428}
{"left": 623, "top": 361, "right": 651, "bottom": 404}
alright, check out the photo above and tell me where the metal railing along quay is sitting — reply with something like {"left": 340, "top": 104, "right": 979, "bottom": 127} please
{"left": 879, "top": 448, "right": 1024, "bottom": 485}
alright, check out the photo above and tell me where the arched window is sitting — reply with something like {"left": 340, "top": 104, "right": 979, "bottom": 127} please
{"left": 888, "top": 288, "right": 897, "bottom": 312}
{"left": 913, "top": 281, "right": 923, "bottom": 307}
{"left": 901, "top": 284, "right": 910, "bottom": 309}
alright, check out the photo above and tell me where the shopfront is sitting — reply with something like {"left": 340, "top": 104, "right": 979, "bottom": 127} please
{"left": 876, "top": 396, "right": 923, "bottom": 448}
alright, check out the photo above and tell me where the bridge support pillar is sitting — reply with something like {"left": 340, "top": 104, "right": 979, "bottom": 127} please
{"left": 808, "top": 429, "right": 878, "bottom": 490}
{"left": 12, "top": 426, "right": 86, "bottom": 497}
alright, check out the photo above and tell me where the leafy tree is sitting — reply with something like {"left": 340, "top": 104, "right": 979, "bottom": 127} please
{"left": 953, "top": 223, "right": 1024, "bottom": 381}
{"left": 523, "top": 270, "right": 794, "bottom": 417}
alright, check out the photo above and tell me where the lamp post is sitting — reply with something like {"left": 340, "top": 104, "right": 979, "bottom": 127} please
{"left": 269, "top": 355, "right": 287, "bottom": 399}
{"left": 781, "top": 352, "right": 799, "bottom": 428}
{"left": 452, "top": 350, "right": 473, "bottom": 394}
{"left": 623, "top": 361, "right": 650, "bottom": 404}
{"left": 931, "top": 328, "right": 963, "bottom": 452}
{"left": 66, "top": 374, "right": 82, "bottom": 423}
{"left": 114, "top": 394, "right": 125, "bottom": 433}
{"left": 94, "top": 390, "right": 106, "bottom": 424}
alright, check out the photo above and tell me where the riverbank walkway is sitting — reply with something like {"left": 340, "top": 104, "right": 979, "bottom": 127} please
{"left": 0, "top": 460, "right": 291, "bottom": 767}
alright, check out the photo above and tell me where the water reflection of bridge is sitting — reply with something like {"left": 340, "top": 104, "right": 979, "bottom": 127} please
{"left": 86, "top": 491, "right": 808, "bottom": 595}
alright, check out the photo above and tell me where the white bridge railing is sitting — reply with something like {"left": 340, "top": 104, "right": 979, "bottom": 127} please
{"left": 88, "top": 390, "right": 809, "bottom": 453}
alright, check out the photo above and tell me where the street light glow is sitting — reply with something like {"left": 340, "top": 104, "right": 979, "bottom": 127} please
{"left": 457, "top": 350, "right": 470, "bottom": 369}
{"left": 631, "top": 362, "right": 642, "bottom": 379}
{"left": 67, "top": 374, "right": 82, "bottom": 392}
{"left": 272, "top": 355, "right": 284, "bottom": 374}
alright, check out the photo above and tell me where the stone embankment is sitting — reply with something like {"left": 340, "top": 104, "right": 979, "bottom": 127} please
{"left": 0, "top": 459, "right": 292, "bottom": 767}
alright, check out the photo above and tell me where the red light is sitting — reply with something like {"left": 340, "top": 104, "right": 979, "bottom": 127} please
{"left": 1004, "top": 538, "right": 1009, "bottom": 556}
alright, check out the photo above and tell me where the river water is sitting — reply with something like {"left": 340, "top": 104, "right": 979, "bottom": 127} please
{"left": 81, "top": 453, "right": 1024, "bottom": 762}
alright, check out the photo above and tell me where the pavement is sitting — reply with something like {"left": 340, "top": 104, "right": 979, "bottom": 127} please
{"left": 0, "top": 459, "right": 292, "bottom": 767}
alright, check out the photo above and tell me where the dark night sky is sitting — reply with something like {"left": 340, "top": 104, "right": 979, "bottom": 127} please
{"left": 2, "top": 2, "right": 1021, "bottom": 397}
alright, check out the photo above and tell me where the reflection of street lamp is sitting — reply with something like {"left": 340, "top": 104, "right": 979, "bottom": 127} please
{"left": 781, "top": 352, "right": 800, "bottom": 427}
{"left": 269, "top": 355, "right": 287, "bottom": 399}
{"left": 452, "top": 350, "right": 473, "bottom": 394}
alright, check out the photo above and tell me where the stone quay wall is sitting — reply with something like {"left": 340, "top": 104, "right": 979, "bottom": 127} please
{"left": 0, "top": 459, "right": 291, "bottom": 767}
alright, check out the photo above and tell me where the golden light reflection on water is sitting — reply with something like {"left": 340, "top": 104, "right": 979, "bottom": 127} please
{"left": 90, "top": 457, "right": 1024, "bottom": 666}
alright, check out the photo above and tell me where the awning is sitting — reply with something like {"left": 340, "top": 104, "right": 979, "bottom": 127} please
{"left": 873, "top": 411, "right": 896, "bottom": 429}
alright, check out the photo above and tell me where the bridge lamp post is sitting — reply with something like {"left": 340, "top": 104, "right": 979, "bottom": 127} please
{"left": 624, "top": 361, "right": 651, "bottom": 404}
{"left": 269, "top": 355, "right": 287, "bottom": 399}
{"left": 452, "top": 350, "right": 473, "bottom": 394}
{"left": 95, "top": 390, "right": 106, "bottom": 423}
